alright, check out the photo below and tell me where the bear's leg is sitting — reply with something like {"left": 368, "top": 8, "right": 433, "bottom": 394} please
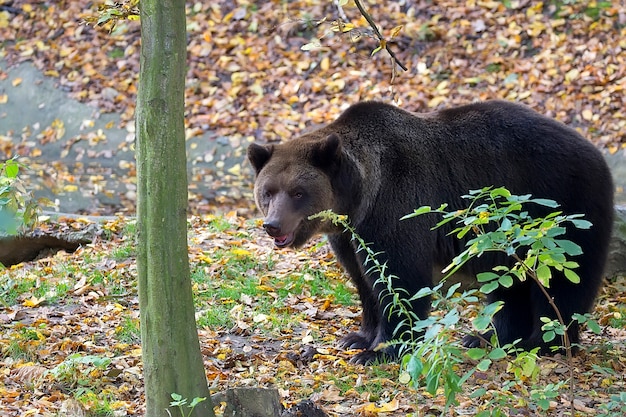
{"left": 351, "top": 245, "right": 433, "bottom": 364}
{"left": 520, "top": 271, "right": 599, "bottom": 353}
{"left": 462, "top": 282, "right": 534, "bottom": 349}
{"left": 328, "top": 233, "right": 379, "bottom": 350}
{"left": 515, "top": 224, "right": 609, "bottom": 354}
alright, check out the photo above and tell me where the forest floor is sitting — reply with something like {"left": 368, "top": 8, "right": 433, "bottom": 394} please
{"left": 1, "top": 0, "right": 625, "bottom": 215}
{"left": 1, "top": 0, "right": 626, "bottom": 416}
{"left": 0, "top": 214, "right": 625, "bottom": 416}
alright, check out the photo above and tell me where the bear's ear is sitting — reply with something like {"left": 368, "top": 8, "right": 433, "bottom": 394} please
{"left": 247, "top": 143, "right": 273, "bottom": 175}
{"left": 312, "top": 134, "right": 341, "bottom": 167}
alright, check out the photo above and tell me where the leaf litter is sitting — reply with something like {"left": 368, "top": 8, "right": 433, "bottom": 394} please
{"left": 0, "top": 0, "right": 625, "bottom": 415}
{"left": 0, "top": 214, "right": 625, "bottom": 415}
{"left": 0, "top": 0, "right": 625, "bottom": 216}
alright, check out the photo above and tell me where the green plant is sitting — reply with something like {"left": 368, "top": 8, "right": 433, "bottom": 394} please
{"left": 314, "top": 186, "right": 601, "bottom": 415}
{"left": 402, "top": 187, "right": 602, "bottom": 413}
{"left": 0, "top": 157, "right": 48, "bottom": 237}
{"left": 167, "top": 393, "right": 206, "bottom": 417}
{"left": 597, "top": 392, "right": 626, "bottom": 416}
{"left": 405, "top": 187, "right": 599, "bottom": 353}
{"left": 115, "top": 316, "right": 141, "bottom": 344}
{"left": 48, "top": 353, "right": 112, "bottom": 391}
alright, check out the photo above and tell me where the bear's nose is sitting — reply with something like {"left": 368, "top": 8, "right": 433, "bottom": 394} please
{"left": 262, "top": 221, "right": 281, "bottom": 237}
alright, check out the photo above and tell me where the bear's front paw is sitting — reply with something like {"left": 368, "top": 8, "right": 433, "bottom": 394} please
{"left": 339, "top": 332, "right": 373, "bottom": 350}
{"left": 462, "top": 331, "right": 494, "bottom": 348}
{"left": 349, "top": 348, "right": 395, "bottom": 365}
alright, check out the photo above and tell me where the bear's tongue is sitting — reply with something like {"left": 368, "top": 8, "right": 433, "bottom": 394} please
{"left": 274, "top": 234, "right": 291, "bottom": 247}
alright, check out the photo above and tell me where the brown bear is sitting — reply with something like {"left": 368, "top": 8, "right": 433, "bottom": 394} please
{"left": 247, "top": 101, "right": 614, "bottom": 364}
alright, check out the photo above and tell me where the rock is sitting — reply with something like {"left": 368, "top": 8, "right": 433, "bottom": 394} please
{"left": 212, "top": 388, "right": 283, "bottom": 417}
{"left": 210, "top": 388, "right": 329, "bottom": 417}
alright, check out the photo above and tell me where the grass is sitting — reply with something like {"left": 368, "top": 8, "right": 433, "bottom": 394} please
{"left": 191, "top": 241, "right": 356, "bottom": 335}
{"left": 0, "top": 214, "right": 356, "bottom": 339}
{"left": 115, "top": 316, "right": 141, "bottom": 344}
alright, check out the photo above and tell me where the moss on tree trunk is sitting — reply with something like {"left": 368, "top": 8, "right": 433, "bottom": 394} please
{"left": 136, "top": 0, "right": 214, "bottom": 416}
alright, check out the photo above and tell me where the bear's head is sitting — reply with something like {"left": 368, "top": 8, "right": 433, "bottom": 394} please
{"left": 247, "top": 134, "right": 343, "bottom": 248}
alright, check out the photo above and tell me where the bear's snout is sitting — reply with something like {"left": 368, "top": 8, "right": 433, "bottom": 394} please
{"left": 262, "top": 219, "right": 296, "bottom": 247}
{"left": 262, "top": 220, "right": 282, "bottom": 237}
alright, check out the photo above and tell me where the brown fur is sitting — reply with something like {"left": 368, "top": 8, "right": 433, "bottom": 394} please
{"left": 248, "top": 101, "right": 614, "bottom": 364}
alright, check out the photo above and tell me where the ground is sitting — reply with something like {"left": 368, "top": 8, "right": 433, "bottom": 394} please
{"left": 1, "top": 0, "right": 626, "bottom": 416}
{"left": 0, "top": 0, "right": 625, "bottom": 215}
{"left": 0, "top": 214, "right": 625, "bottom": 416}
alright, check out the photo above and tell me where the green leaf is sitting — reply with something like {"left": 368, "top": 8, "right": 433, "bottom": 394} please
{"left": 470, "top": 387, "right": 488, "bottom": 398}
{"left": 570, "top": 219, "right": 592, "bottom": 229}
{"left": 489, "top": 187, "right": 511, "bottom": 198}
{"left": 500, "top": 216, "right": 512, "bottom": 231}
{"left": 402, "top": 205, "right": 432, "bottom": 219}
{"left": 586, "top": 319, "right": 601, "bottom": 334}
{"left": 542, "top": 330, "right": 556, "bottom": 342}
{"left": 537, "top": 398, "right": 551, "bottom": 411}
{"left": 563, "top": 268, "right": 580, "bottom": 284}
{"left": 466, "top": 348, "right": 486, "bottom": 360}
{"left": 189, "top": 397, "right": 206, "bottom": 408}
{"left": 530, "top": 198, "right": 559, "bottom": 208}
{"left": 405, "top": 354, "right": 423, "bottom": 378}
{"left": 480, "top": 281, "right": 499, "bottom": 294}
{"left": 472, "top": 315, "right": 492, "bottom": 331}
{"left": 536, "top": 264, "right": 551, "bottom": 286}
{"left": 482, "top": 301, "right": 503, "bottom": 317}
{"left": 476, "top": 358, "right": 492, "bottom": 371}
{"left": 488, "top": 348, "right": 507, "bottom": 360}
{"left": 476, "top": 272, "right": 499, "bottom": 282}
{"left": 5, "top": 160, "right": 19, "bottom": 178}
{"left": 498, "top": 274, "right": 514, "bottom": 288}
{"left": 554, "top": 239, "right": 582, "bottom": 256}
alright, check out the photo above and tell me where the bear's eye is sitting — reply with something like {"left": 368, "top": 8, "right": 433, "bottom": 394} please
{"left": 293, "top": 191, "right": 304, "bottom": 199}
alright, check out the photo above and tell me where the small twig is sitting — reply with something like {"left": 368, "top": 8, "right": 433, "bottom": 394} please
{"left": 352, "top": 0, "right": 407, "bottom": 71}
{"left": 333, "top": 0, "right": 348, "bottom": 22}
{"left": 512, "top": 253, "right": 576, "bottom": 416}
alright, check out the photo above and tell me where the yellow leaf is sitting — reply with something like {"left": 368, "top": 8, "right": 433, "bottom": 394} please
{"left": 359, "top": 398, "right": 400, "bottom": 413}
{"left": 227, "top": 164, "right": 241, "bottom": 175}
{"left": 0, "top": 11, "right": 9, "bottom": 28}
{"left": 231, "top": 248, "right": 251, "bottom": 257}
{"left": 0, "top": 94, "right": 7, "bottom": 104}
{"left": 565, "top": 68, "right": 580, "bottom": 82}
{"left": 11, "top": 78, "right": 22, "bottom": 87}
{"left": 320, "top": 56, "right": 330, "bottom": 71}
{"left": 390, "top": 25, "right": 403, "bottom": 38}
{"left": 428, "top": 96, "right": 447, "bottom": 107}
{"left": 23, "top": 296, "right": 46, "bottom": 308}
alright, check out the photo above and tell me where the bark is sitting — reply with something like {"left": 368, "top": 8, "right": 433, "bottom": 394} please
{"left": 136, "top": 0, "right": 214, "bottom": 416}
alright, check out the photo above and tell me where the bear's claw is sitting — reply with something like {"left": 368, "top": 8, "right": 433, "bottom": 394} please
{"left": 339, "top": 332, "right": 373, "bottom": 350}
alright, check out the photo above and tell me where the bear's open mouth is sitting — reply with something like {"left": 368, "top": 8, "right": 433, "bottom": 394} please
{"left": 274, "top": 233, "right": 294, "bottom": 247}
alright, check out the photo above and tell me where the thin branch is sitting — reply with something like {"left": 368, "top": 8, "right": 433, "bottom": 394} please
{"left": 352, "top": 0, "right": 407, "bottom": 71}
{"left": 333, "top": 0, "right": 348, "bottom": 22}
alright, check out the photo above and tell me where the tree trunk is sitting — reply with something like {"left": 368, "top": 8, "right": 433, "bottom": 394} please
{"left": 136, "top": 1, "right": 214, "bottom": 416}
